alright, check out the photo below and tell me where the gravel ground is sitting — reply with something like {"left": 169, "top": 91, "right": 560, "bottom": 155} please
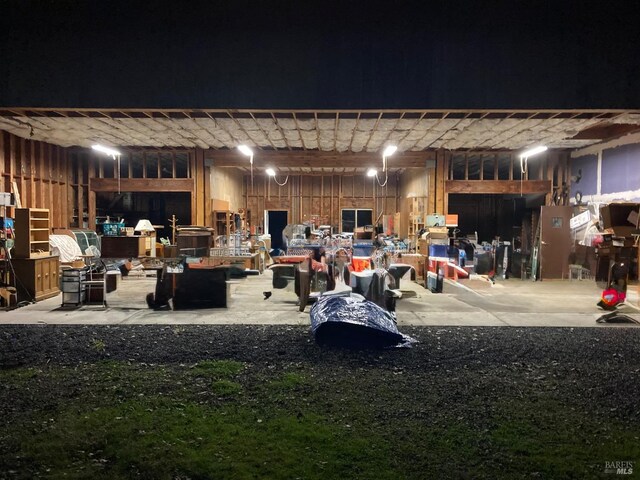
{"left": 2, "top": 324, "right": 639, "bottom": 417}
{"left": 1, "top": 325, "right": 639, "bottom": 478}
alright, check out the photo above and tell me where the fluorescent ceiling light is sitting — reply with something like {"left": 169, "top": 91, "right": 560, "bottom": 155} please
{"left": 366, "top": 168, "right": 377, "bottom": 177}
{"left": 238, "top": 145, "right": 253, "bottom": 157}
{"left": 520, "top": 145, "right": 547, "bottom": 158}
{"left": 383, "top": 145, "right": 397, "bottom": 157}
{"left": 92, "top": 144, "right": 121, "bottom": 157}
{"left": 265, "top": 168, "right": 276, "bottom": 177}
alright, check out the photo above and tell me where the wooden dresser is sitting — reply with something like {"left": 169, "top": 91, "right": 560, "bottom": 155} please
{"left": 12, "top": 255, "right": 60, "bottom": 302}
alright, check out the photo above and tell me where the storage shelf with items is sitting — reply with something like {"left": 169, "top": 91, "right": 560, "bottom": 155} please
{"left": 14, "top": 208, "right": 51, "bottom": 259}
{"left": 407, "top": 197, "right": 427, "bottom": 248}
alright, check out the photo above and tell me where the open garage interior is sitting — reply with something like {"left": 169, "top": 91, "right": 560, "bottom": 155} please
{"left": 0, "top": 108, "right": 638, "bottom": 319}
{"left": 3, "top": 4, "right": 640, "bottom": 478}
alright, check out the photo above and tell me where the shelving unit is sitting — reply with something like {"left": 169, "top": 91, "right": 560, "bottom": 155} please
{"left": 407, "top": 197, "right": 427, "bottom": 245}
{"left": 14, "top": 208, "right": 51, "bottom": 259}
{"left": 213, "top": 210, "right": 232, "bottom": 237}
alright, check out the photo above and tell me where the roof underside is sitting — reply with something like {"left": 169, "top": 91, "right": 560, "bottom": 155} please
{"left": 1, "top": 109, "right": 640, "bottom": 154}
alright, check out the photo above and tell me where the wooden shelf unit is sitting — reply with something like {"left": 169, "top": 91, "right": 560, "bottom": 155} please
{"left": 213, "top": 210, "right": 233, "bottom": 237}
{"left": 14, "top": 208, "right": 52, "bottom": 259}
{"left": 407, "top": 197, "right": 427, "bottom": 244}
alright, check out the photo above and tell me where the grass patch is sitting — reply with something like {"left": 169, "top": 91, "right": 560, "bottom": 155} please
{"left": 211, "top": 379, "right": 242, "bottom": 396}
{"left": 2, "top": 363, "right": 639, "bottom": 479}
{"left": 267, "top": 371, "right": 307, "bottom": 392}
{"left": 8, "top": 399, "right": 395, "bottom": 480}
{"left": 191, "top": 359, "right": 245, "bottom": 378}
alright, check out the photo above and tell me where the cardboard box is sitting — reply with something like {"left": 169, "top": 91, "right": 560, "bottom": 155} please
{"left": 601, "top": 203, "right": 640, "bottom": 238}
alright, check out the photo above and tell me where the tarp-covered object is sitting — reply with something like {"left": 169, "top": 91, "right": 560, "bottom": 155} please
{"left": 310, "top": 296, "right": 417, "bottom": 349}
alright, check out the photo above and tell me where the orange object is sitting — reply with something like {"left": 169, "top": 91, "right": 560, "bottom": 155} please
{"left": 351, "top": 257, "right": 371, "bottom": 272}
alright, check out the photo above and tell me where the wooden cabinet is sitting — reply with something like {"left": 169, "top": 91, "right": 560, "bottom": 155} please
{"left": 100, "top": 236, "right": 147, "bottom": 258}
{"left": 14, "top": 208, "right": 51, "bottom": 259}
{"left": 12, "top": 256, "right": 60, "bottom": 302}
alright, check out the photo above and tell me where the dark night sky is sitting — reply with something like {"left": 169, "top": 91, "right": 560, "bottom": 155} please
{"left": 1, "top": 0, "right": 639, "bottom": 109}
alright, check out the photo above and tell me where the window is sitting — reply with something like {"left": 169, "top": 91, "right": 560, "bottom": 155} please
{"left": 341, "top": 209, "right": 373, "bottom": 233}
{"left": 145, "top": 153, "right": 159, "bottom": 179}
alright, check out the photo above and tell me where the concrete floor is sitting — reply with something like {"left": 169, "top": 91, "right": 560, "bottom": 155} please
{"left": 0, "top": 270, "right": 638, "bottom": 327}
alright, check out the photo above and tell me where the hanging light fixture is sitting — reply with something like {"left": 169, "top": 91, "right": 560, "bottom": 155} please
{"left": 369, "top": 145, "right": 397, "bottom": 187}
{"left": 238, "top": 145, "right": 255, "bottom": 193}
{"left": 92, "top": 143, "right": 122, "bottom": 193}
{"left": 266, "top": 167, "right": 289, "bottom": 186}
{"left": 519, "top": 145, "right": 548, "bottom": 196}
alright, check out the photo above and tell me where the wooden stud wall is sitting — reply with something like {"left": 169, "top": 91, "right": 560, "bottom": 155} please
{"left": 243, "top": 174, "right": 400, "bottom": 232}
{"left": 0, "top": 130, "right": 69, "bottom": 227}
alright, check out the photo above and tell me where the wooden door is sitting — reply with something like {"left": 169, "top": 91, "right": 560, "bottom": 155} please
{"left": 540, "top": 206, "right": 573, "bottom": 279}
{"left": 42, "top": 259, "right": 52, "bottom": 293}
{"left": 35, "top": 260, "right": 44, "bottom": 295}
{"left": 49, "top": 258, "right": 59, "bottom": 293}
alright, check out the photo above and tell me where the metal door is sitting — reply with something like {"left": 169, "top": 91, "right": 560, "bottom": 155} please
{"left": 540, "top": 206, "right": 573, "bottom": 279}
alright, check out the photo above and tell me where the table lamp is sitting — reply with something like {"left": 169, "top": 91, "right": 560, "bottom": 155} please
{"left": 134, "top": 219, "right": 155, "bottom": 236}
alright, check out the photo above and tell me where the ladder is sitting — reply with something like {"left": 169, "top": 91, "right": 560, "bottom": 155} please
{"left": 531, "top": 214, "right": 541, "bottom": 281}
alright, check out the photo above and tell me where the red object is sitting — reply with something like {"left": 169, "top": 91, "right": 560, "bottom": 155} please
{"left": 601, "top": 288, "right": 626, "bottom": 307}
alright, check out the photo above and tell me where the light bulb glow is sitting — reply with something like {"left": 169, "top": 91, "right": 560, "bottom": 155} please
{"left": 265, "top": 168, "right": 276, "bottom": 177}
{"left": 383, "top": 145, "right": 397, "bottom": 157}
{"left": 520, "top": 145, "right": 547, "bottom": 158}
{"left": 238, "top": 145, "right": 253, "bottom": 157}
{"left": 367, "top": 168, "right": 377, "bottom": 177}
{"left": 92, "top": 144, "right": 121, "bottom": 157}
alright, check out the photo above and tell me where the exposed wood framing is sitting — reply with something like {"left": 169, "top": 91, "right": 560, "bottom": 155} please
{"left": 205, "top": 150, "right": 435, "bottom": 168}
{"left": 89, "top": 178, "right": 195, "bottom": 193}
{"left": 445, "top": 180, "right": 552, "bottom": 194}
{"left": 0, "top": 131, "right": 70, "bottom": 227}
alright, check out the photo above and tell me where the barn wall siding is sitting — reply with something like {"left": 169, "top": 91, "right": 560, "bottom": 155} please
{"left": 0, "top": 130, "right": 69, "bottom": 228}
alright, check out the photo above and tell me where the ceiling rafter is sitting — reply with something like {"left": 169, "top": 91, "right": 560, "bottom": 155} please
{"left": 225, "top": 110, "right": 256, "bottom": 149}
{"left": 394, "top": 111, "right": 427, "bottom": 148}
{"left": 408, "top": 113, "right": 449, "bottom": 150}
{"left": 378, "top": 112, "right": 405, "bottom": 150}
{"left": 271, "top": 112, "right": 291, "bottom": 150}
{"left": 314, "top": 112, "right": 321, "bottom": 150}
{"left": 499, "top": 111, "right": 587, "bottom": 149}
{"left": 424, "top": 112, "right": 472, "bottom": 149}
{"left": 292, "top": 112, "right": 307, "bottom": 151}
{"left": 478, "top": 112, "right": 543, "bottom": 149}
{"left": 249, "top": 112, "right": 277, "bottom": 150}
{"left": 347, "top": 112, "right": 361, "bottom": 153}
{"left": 363, "top": 112, "right": 384, "bottom": 152}
{"left": 333, "top": 112, "right": 339, "bottom": 152}
{"left": 440, "top": 111, "right": 492, "bottom": 149}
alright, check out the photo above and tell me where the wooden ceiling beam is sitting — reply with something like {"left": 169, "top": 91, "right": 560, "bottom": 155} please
{"left": 226, "top": 110, "right": 256, "bottom": 149}
{"left": 347, "top": 112, "right": 361, "bottom": 152}
{"left": 363, "top": 112, "right": 384, "bottom": 152}
{"left": 333, "top": 112, "right": 339, "bottom": 152}
{"left": 249, "top": 112, "right": 275, "bottom": 150}
{"left": 292, "top": 112, "right": 307, "bottom": 150}
{"left": 205, "top": 150, "right": 435, "bottom": 168}
{"left": 271, "top": 113, "right": 291, "bottom": 150}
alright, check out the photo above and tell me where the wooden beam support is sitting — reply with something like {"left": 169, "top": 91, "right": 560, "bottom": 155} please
{"left": 205, "top": 150, "right": 435, "bottom": 168}
{"left": 89, "top": 178, "right": 195, "bottom": 192}
{"left": 445, "top": 180, "right": 552, "bottom": 194}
